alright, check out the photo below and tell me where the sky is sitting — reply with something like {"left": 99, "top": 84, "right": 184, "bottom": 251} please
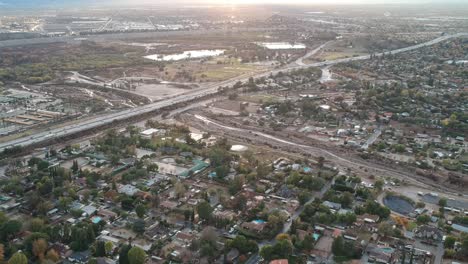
{"left": 0, "top": 0, "right": 465, "bottom": 8}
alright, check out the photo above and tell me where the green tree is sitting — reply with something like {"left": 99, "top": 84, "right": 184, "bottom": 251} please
{"left": 135, "top": 204, "right": 146, "bottom": 218}
{"left": 332, "top": 236, "right": 345, "bottom": 256}
{"left": 128, "top": 246, "right": 146, "bottom": 264}
{"left": 119, "top": 244, "right": 132, "bottom": 264}
{"left": 105, "top": 241, "right": 114, "bottom": 255}
{"left": 94, "top": 240, "right": 106, "bottom": 257}
{"left": 444, "top": 236, "right": 456, "bottom": 249}
{"left": 0, "top": 220, "right": 22, "bottom": 241}
{"left": 8, "top": 252, "right": 27, "bottom": 264}
{"left": 259, "top": 239, "right": 293, "bottom": 261}
{"left": 438, "top": 198, "right": 447, "bottom": 207}
{"left": 416, "top": 215, "right": 431, "bottom": 225}
{"left": 301, "top": 234, "right": 315, "bottom": 251}
{"left": 132, "top": 219, "right": 145, "bottom": 234}
{"left": 197, "top": 201, "right": 213, "bottom": 221}
{"left": 29, "top": 218, "right": 45, "bottom": 233}
{"left": 215, "top": 165, "right": 230, "bottom": 179}
{"left": 72, "top": 160, "right": 79, "bottom": 173}
{"left": 228, "top": 235, "right": 258, "bottom": 254}
{"left": 374, "top": 179, "right": 384, "bottom": 190}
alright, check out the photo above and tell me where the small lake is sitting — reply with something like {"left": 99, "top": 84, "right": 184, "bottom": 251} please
{"left": 144, "top": 49, "right": 225, "bottom": 61}
{"left": 256, "top": 42, "right": 306, "bottom": 50}
{"left": 383, "top": 195, "right": 415, "bottom": 215}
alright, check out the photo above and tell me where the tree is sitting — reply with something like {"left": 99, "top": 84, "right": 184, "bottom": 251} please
{"left": 199, "top": 227, "right": 219, "bottom": 259}
{"left": 317, "top": 156, "right": 325, "bottom": 169}
{"left": 416, "top": 215, "right": 431, "bottom": 225}
{"left": 58, "top": 196, "right": 72, "bottom": 212}
{"left": 105, "top": 241, "right": 114, "bottom": 255}
{"left": 0, "top": 244, "right": 4, "bottom": 262}
{"left": 276, "top": 233, "right": 291, "bottom": 241}
{"left": 438, "top": 198, "right": 447, "bottom": 208}
{"left": 228, "top": 176, "right": 243, "bottom": 195}
{"left": 32, "top": 238, "right": 48, "bottom": 261}
{"left": 121, "top": 197, "right": 134, "bottom": 211}
{"left": 174, "top": 181, "right": 186, "bottom": 199}
{"left": 88, "top": 258, "right": 98, "bottom": 264}
{"left": 374, "top": 179, "right": 384, "bottom": 190}
{"left": 259, "top": 239, "right": 293, "bottom": 261}
{"left": 228, "top": 235, "right": 258, "bottom": 254}
{"left": 215, "top": 165, "right": 229, "bottom": 179}
{"left": 197, "top": 201, "right": 213, "bottom": 221}
{"left": 8, "top": 252, "right": 27, "bottom": 264}
{"left": 46, "top": 249, "right": 60, "bottom": 262}
{"left": 378, "top": 222, "right": 394, "bottom": 237}
{"left": 332, "top": 236, "right": 345, "bottom": 256}
{"left": 331, "top": 236, "right": 361, "bottom": 260}
{"left": 256, "top": 162, "right": 271, "bottom": 178}
{"left": 444, "top": 236, "right": 456, "bottom": 249}
{"left": 341, "top": 192, "right": 354, "bottom": 208}
{"left": 301, "top": 234, "right": 315, "bottom": 251}
{"left": 135, "top": 204, "right": 146, "bottom": 219}
{"left": 94, "top": 240, "right": 106, "bottom": 257}
{"left": 0, "top": 220, "right": 22, "bottom": 241}
{"left": 30, "top": 218, "right": 45, "bottom": 232}
{"left": 128, "top": 246, "right": 146, "bottom": 264}
{"left": 72, "top": 160, "right": 79, "bottom": 173}
{"left": 119, "top": 244, "right": 132, "bottom": 264}
{"left": 132, "top": 219, "right": 145, "bottom": 234}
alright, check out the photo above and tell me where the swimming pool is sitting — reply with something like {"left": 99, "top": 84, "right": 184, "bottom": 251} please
{"left": 380, "top": 247, "right": 395, "bottom": 254}
{"left": 91, "top": 216, "right": 102, "bottom": 224}
{"left": 313, "top": 233, "right": 320, "bottom": 241}
{"left": 253, "top": 219, "right": 266, "bottom": 224}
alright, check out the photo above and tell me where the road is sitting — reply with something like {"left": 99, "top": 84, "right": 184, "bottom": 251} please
{"left": 191, "top": 113, "right": 468, "bottom": 193}
{"left": 295, "top": 41, "right": 332, "bottom": 66}
{"left": 244, "top": 172, "right": 333, "bottom": 264}
{"left": 361, "top": 126, "right": 382, "bottom": 150}
{"left": 193, "top": 114, "right": 446, "bottom": 264}
{"left": 1, "top": 33, "right": 466, "bottom": 153}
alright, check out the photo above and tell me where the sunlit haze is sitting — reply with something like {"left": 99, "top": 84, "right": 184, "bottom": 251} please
{"left": 0, "top": 0, "right": 467, "bottom": 263}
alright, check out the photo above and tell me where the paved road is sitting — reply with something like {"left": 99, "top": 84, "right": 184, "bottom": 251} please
{"left": 361, "top": 126, "right": 382, "bottom": 150}
{"left": 295, "top": 41, "right": 332, "bottom": 66}
{"left": 1, "top": 33, "right": 466, "bottom": 153}
{"left": 244, "top": 175, "right": 333, "bottom": 264}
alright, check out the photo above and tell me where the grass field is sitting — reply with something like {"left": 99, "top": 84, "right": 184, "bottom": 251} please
{"left": 321, "top": 51, "right": 368, "bottom": 60}
{"left": 196, "top": 64, "right": 258, "bottom": 81}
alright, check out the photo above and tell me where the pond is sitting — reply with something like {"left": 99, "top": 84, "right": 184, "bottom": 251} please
{"left": 383, "top": 195, "right": 415, "bottom": 215}
{"left": 255, "top": 42, "right": 306, "bottom": 50}
{"left": 144, "top": 49, "right": 225, "bottom": 61}
{"left": 230, "top": 145, "right": 248, "bottom": 152}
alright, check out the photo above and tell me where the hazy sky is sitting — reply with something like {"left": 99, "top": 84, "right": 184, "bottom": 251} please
{"left": 0, "top": 0, "right": 465, "bottom": 7}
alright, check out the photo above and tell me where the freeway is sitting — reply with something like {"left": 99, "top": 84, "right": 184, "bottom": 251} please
{"left": 295, "top": 41, "right": 332, "bottom": 66}
{"left": 0, "top": 32, "right": 466, "bottom": 153}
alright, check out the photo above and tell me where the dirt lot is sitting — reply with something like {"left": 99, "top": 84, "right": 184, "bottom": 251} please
{"left": 133, "top": 83, "right": 191, "bottom": 101}
{"left": 313, "top": 231, "right": 335, "bottom": 258}
{"left": 211, "top": 99, "right": 261, "bottom": 114}
{"left": 87, "top": 56, "right": 268, "bottom": 84}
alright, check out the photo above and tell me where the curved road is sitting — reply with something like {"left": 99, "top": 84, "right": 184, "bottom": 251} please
{"left": 1, "top": 33, "right": 466, "bottom": 152}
